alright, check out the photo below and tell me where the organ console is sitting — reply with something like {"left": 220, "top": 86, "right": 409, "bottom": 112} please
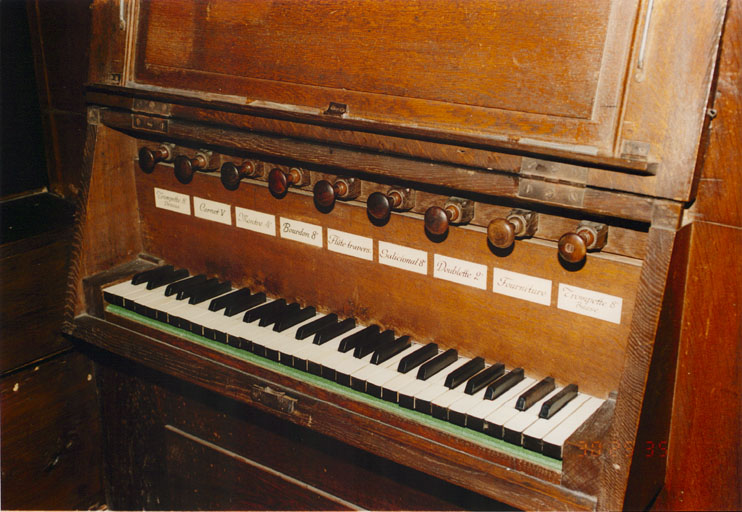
{"left": 66, "top": 1, "right": 728, "bottom": 510}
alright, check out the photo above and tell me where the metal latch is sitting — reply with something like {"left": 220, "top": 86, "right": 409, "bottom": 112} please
{"left": 132, "top": 115, "right": 168, "bottom": 133}
{"left": 249, "top": 385, "right": 297, "bottom": 415}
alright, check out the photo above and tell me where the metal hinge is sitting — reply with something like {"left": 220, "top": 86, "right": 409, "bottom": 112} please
{"left": 132, "top": 98, "right": 172, "bottom": 116}
{"left": 518, "top": 157, "right": 587, "bottom": 207}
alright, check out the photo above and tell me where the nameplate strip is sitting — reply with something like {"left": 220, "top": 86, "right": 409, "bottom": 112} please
{"left": 327, "top": 229, "right": 373, "bottom": 261}
{"left": 557, "top": 284, "right": 623, "bottom": 324}
{"left": 194, "top": 197, "right": 231, "bottom": 225}
{"left": 492, "top": 268, "right": 551, "bottom": 306}
{"left": 279, "top": 217, "right": 323, "bottom": 247}
{"left": 154, "top": 188, "right": 190, "bottom": 215}
{"left": 378, "top": 241, "right": 428, "bottom": 275}
{"left": 433, "top": 254, "right": 487, "bottom": 290}
{"left": 235, "top": 207, "right": 276, "bottom": 236}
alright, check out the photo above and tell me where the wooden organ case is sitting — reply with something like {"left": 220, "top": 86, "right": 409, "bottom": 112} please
{"left": 68, "top": 1, "right": 727, "bottom": 510}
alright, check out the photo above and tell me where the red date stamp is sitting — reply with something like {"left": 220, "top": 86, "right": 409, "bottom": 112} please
{"left": 576, "top": 440, "right": 667, "bottom": 458}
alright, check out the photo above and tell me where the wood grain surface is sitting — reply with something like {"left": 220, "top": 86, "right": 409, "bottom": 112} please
{"left": 0, "top": 351, "right": 104, "bottom": 510}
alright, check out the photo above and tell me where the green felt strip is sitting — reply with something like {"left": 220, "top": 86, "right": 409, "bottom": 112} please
{"left": 106, "top": 304, "right": 562, "bottom": 471}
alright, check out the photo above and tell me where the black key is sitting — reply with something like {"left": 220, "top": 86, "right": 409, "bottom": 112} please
{"left": 523, "top": 433, "right": 545, "bottom": 454}
{"left": 155, "top": 306, "right": 169, "bottom": 322}
{"left": 227, "top": 336, "right": 249, "bottom": 351}
{"left": 102, "top": 289, "right": 123, "bottom": 307}
{"left": 354, "top": 330, "right": 394, "bottom": 359}
{"left": 313, "top": 318, "right": 356, "bottom": 345}
{"left": 416, "top": 348, "right": 458, "bottom": 381}
{"left": 366, "top": 382, "right": 384, "bottom": 399}
{"left": 258, "top": 301, "right": 292, "bottom": 327}
{"left": 189, "top": 280, "right": 231, "bottom": 305}
{"left": 165, "top": 274, "right": 206, "bottom": 297}
{"left": 444, "top": 357, "right": 484, "bottom": 389}
{"left": 203, "top": 323, "right": 217, "bottom": 340}
{"left": 210, "top": 288, "right": 250, "bottom": 312}
{"left": 226, "top": 292, "right": 266, "bottom": 317}
{"left": 516, "top": 377, "right": 556, "bottom": 411}
{"left": 292, "top": 353, "right": 311, "bottom": 372}
{"left": 167, "top": 312, "right": 185, "bottom": 329}
{"left": 177, "top": 278, "right": 217, "bottom": 301}
{"left": 251, "top": 337, "right": 267, "bottom": 358}
{"left": 371, "top": 336, "right": 411, "bottom": 365}
{"left": 279, "top": 351, "right": 294, "bottom": 367}
{"left": 397, "top": 343, "right": 438, "bottom": 374}
{"left": 125, "top": 290, "right": 149, "bottom": 315}
{"left": 307, "top": 358, "right": 325, "bottom": 377}
{"left": 275, "top": 306, "right": 316, "bottom": 332}
{"left": 147, "top": 268, "right": 189, "bottom": 290}
{"left": 296, "top": 314, "right": 338, "bottom": 340}
{"left": 121, "top": 294, "right": 138, "bottom": 312}
{"left": 465, "top": 363, "right": 505, "bottom": 395}
{"left": 131, "top": 265, "right": 173, "bottom": 285}
{"left": 338, "top": 325, "right": 380, "bottom": 353}
{"left": 484, "top": 368, "right": 525, "bottom": 400}
{"left": 244, "top": 299, "right": 286, "bottom": 323}
{"left": 399, "top": 393, "right": 415, "bottom": 410}
{"left": 539, "top": 383, "right": 578, "bottom": 419}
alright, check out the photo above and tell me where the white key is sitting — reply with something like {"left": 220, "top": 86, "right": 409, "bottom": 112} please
{"left": 466, "top": 377, "right": 536, "bottom": 424}
{"left": 273, "top": 315, "right": 352, "bottom": 364}
{"left": 445, "top": 386, "right": 490, "bottom": 424}
{"left": 258, "top": 314, "right": 325, "bottom": 358}
{"left": 102, "top": 280, "right": 143, "bottom": 299}
{"left": 363, "top": 343, "right": 423, "bottom": 392}
{"left": 295, "top": 335, "right": 348, "bottom": 372}
{"left": 542, "top": 397, "right": 605, "bottom": 458}
{"left": 349, "top": 343, "right": 420, "bottom": 388}
{"left": 380, "top": 350, "right": 444, "bottom": 400}
{"left": 430, "top": 384, "right": 472, "bottom": 418}
{"left": 185, "top": 290, "right": 239, "bottom": 335}
{"left": 501, "top": 387, "right": 564, "bottom": 444}
{"left": 397, "top": 358, "right": 470, "bottom": 411}
{"left": 413, "top": 357, "right": 473, "bottom": 412}
{"left": 315, "top": 325, "right": 376, "bottom": 375}
{"left": 122, "top": 285, "right": 166, "bottom": 307}
{"left": 430, "top": 362, "right": 500, "bottom": 420}
{"left": 522, "top": 393, "right": 591, "bottom": 446}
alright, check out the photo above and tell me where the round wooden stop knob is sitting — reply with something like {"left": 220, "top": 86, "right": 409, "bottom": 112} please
{"left": 367, "top": 191, "right": 399, "bottom": 221}
{"left": 268, "top": 167, "right": 303, "bottom": 197}
{"left": 487, "top": 218, "right": 520, "bottom": 249}
{"left": 220, "top": 161, "right": 255, "bottom": 191}
{"left": 558, "top": 232, "right": 590, "bottom": 263}
{"left": 313, "top": 179, "right": 347, "bottom": 208}
{"left": 425, "top": 205, "right": 453, "bottom": 236}
{"left": 138, "top": 145, "right": 170, "bottom": 173}
{"left": 174, "top": 154, "right": 207, "bottom": 184}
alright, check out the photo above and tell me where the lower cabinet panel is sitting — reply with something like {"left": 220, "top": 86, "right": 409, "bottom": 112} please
{"left": 164, "top": 427, "right": 349, "bottom": 510}
{"left": 95, "top": 350, "right": 513, "bottom": 511}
